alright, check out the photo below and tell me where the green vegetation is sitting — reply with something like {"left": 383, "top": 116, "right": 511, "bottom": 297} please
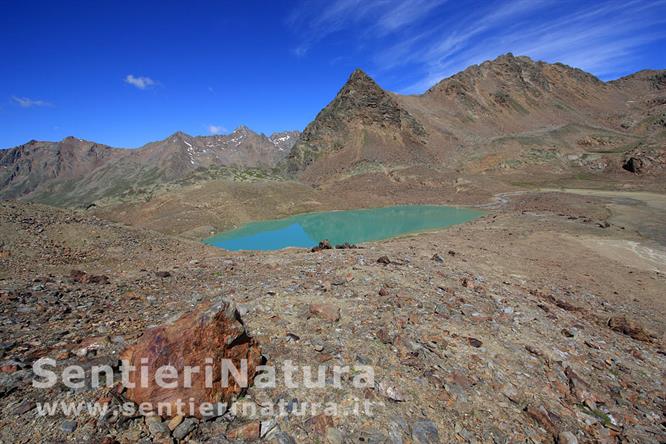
{"left": 575, "top": 404, "right": 614, "bottom": 428}
{"left": 523, "top": 148, "right": 560, "bottom": 163}
{"left": 176, "top": 166, "right": 288, "bottom": 185}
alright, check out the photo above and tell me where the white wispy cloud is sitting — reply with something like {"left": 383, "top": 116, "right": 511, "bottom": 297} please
{"left": 382, "top": 0, "right": 666, "bottom": 93}
{"left": 375, "top": 0, "right": 446, "bottom": 34}
{"left": 12, "top": 96, "right": 54, "bottom": 108}
{"left": 124, "top": 74, "right": 157, "bottom": 90}
{"left": 288, "top": 0, "right": 445, "bottom": 56}
{"left": 288, "top": 0, "right": 666, "bottom": 93}
{"left": 208, "top": 124, "right": 225, "bottom": 135}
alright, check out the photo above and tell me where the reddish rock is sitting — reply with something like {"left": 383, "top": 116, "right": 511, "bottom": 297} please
{"left": 226, "top": 421, "right": 261, "bottom": 441}
{"left": 607, "top": 316, "right": 652, "bottom": 342}
{"left": 69, "top": 269, "right": 109, "bottom": 284}
{"left": 120, "top": 300, "right": 262, "bottom": 418}
{"left": 0, "top": 363, "right": 18, "bottom": 373}
{"left": 309, "top": 413, "right": 335, "bottom": 435}
{"left": 449, "top": 371, "right": 474, "bottom": 389}
{"left": 308, "top": 303, "right": 341, "bottom": 322}
{"left": 376, "top": 328, "right": 394, "bottom": 344}
{"left": 564, "top": 366, "right": 597, "bottom": 404}
{"left": 69, "top": 269, "right": 87, "bottom": 282}
{"left": 87, "top": 274, "right": 110, "bottom": 284}
{"left": 525, "top": 404, "right": 559, "bottom": 437}
{"left": 55, "top": 350, "right": 71, "bottom": 360}
{"left": 96, "top": 396, "right": 113, "bottom": 406}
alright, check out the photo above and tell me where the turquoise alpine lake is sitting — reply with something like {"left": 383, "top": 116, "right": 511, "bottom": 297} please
{"left": 204, "top": 205, "right": 484, "bottom": 251}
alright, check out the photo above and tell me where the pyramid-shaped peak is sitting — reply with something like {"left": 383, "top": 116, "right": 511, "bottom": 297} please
{"left": 347, "top": 68, "right": 376, "bottom": 84}
{"left": 169, "top": 131, "right": 191, "bottom": 140}
{"left": 232, "top": 124, "right": 255, "bottom": 134}
{"left": 338, "top": 68, "right": 386, "bottom": 98}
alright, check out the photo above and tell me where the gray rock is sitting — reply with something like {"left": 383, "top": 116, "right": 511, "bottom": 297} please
{"left": 145, "top": 416, "right": 170, "bottom": 437}
{"left": 61, "top": 420, "right": 78, "bottom": 433}
{"left": 13, "top": 400, "right": 35, "bottom": 415}
{"left": 172, "top": 417, "right": 197, "bottom": 440}
{"left": 260, "top": 419, "right": 277, "bottom": 438}
{"left": 558, "top": 431, "right": 578, "bottom": 444}
{"left": 356, "top": 430, "right": 388, "bottom": 443}
{"left": 326, "top": 427, "right": 344, "bottom": 444}
{"left": 412, "top": 419, "right": 439, "bottom": 444}
{"left": 269, "top": 431, "right": 296, "bottom": 444}
{"left": 377, "top": 381, "right": 405, "bottom": 402}
{"left": 202, "top": 402, "right": 228, "bottom": 420}
{"left": 388, "top": 416, "right": 409, "bottom": 444}
{"left": 237, "top": 304, "right": 249, "bottom": 316}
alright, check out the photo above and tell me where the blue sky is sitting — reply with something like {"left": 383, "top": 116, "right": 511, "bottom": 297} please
{"left": 1, "top": 0, "right": 665, "bottom": 149}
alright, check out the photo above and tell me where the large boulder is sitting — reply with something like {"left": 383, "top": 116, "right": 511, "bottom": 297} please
{"left": 120, "top": 299, "right": 262, "bottom": 418}
{"left": 622, "top": 147, "right": 666, "bottom": 174}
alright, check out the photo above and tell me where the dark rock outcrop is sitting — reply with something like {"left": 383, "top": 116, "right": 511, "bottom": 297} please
{"left": 622, "top": 147, "right": 666, "bottom": 174}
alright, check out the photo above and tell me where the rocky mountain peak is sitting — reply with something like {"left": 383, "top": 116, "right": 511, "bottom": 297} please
{"left": 169, "top": 131, "right": 191, "bottom": 140}
{"left": 347, "top": 68, "right": 374, "bottom": 84}
{"left": 425, "top": 52, "right": 604, "bottom": 107}
{"left": 60, "top": 136, "right": 91, "bottom": 145}
{"left": 232, "top": 125, "right": 254, "bottom": 136}
{"left": 491, "top": 52, "right": 523, "bottom": 65}
{"left": 286, "top": 68, "right": 427, "bottom": 174}
{"left": 339, "top": 68, "right": 385, "bottom": 98}
{"left": 268, "top": 130, "right": 299, "bottom": 152}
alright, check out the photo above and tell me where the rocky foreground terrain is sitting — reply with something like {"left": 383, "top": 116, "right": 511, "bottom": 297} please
{"left": 1, "top": 189, "right": 664, "bottom": 443}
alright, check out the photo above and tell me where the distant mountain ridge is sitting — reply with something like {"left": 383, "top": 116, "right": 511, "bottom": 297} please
{"left": 0, "top": 126, "right": 299, "bottom": 204}
{"left": 288, "top": 53, "right": 666, "bottom": 184}
{"left": 2, "top": 53, "right": 665, "bottom": 207}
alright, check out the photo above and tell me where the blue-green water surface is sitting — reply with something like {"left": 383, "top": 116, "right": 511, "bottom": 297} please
{"left": 204, "top": 205, "right": 483, "bottom": 251}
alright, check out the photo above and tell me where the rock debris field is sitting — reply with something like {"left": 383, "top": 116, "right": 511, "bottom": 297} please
{"left": 0, "top": 195, "right": 664, "bottom": 443}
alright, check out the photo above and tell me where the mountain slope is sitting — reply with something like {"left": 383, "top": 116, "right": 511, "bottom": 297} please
{"left": 2, "top": 54, "right": 664, "bottom": 208}
{"left": 0, "top": 137, "right": 124, "bottom": 200}
{"left": 287, "top": 69, "right": 431, "bottom": 181}
{"left": 0, "top": 127, "right": 299, "bottom": 206}
{"left": 289, "top": 54, "right": 665, "bottom": 185}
